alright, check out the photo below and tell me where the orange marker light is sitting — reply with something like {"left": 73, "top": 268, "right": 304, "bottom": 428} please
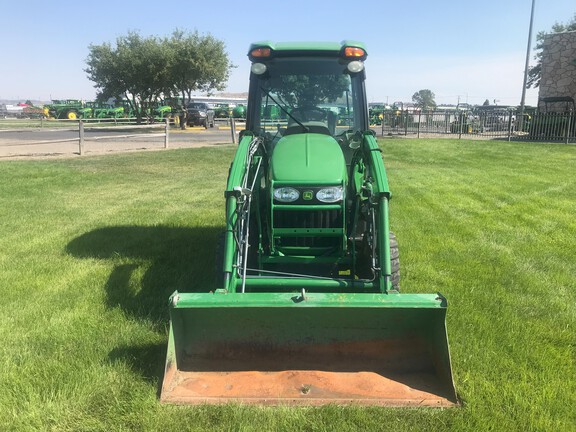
{"left": 250, "top": 47, "right": 271, "bottom": 58}
{"left": 344, "top": 47, "right": 365, "bottom": 58}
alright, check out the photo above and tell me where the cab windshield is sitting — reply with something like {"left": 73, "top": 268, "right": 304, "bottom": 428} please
{"left": 247, "top": 57, "right": 367, "bottom": 137}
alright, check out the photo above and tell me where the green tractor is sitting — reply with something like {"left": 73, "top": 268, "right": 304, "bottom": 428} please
{"left": 369, "top": 103, "right": 385, "bottom": 125}
{"left": 85, "top": 102, "right": 125, "bottom": 119}
{"left": 45, "top": 99, "right": 91, "bottom": 120}
{"left": 88, "top": 102, "right": 124, "bottom": 119}
{"left": 154, "top": 103, "right": 172, "bottom": 121}
{"left": 161, "top": 41, "right": 457, "bottom": 406}
{"left": 214, "top": 103, "right": 232, "bottom": 118}
{"left": 232, "top": 103, "right": 247, "bottom": 119}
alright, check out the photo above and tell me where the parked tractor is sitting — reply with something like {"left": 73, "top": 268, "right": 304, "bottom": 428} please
{"left": 44, "top": 99, "right": 91, "bottom": 120}
{"left": 161, "top": 41, "right": 457, "bottom": 406}
{"left": 369, "top": 103, "right": 385, "bottom": 125}
{"left": 232, "top": 103, "right": 246, "bottom": 119}
{"left": 214, "top": 103, "right": 232, "bottom": 118}
{"left": 85, "top": 102, "right": 125, "bottom": 119}
{"left": 154, "top": 104, "right": 172, "bottom": 121}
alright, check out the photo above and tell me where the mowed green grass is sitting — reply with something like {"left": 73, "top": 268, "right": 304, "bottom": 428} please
{"left": 0, "top": 139, "right": 574, "bottom": 431}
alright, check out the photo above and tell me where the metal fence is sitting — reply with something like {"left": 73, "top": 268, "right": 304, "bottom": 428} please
{"left": 379, "top": 109, "right": 576, "bottom": 143}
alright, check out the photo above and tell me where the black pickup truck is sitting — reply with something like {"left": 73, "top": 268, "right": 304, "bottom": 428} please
{"left": 186, "top": 102, "right": 215, "bottom": 128}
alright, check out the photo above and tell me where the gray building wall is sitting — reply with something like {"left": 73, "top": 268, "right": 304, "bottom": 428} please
{"left": 538, "top": 31, "right": 576, "bottom": 111}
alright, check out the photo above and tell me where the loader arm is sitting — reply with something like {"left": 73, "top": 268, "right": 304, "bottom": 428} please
{"left": 361, "top": 132, "right": 394, "bottom": 293}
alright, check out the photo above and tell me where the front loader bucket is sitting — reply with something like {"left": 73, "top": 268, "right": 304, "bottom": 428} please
{"left": 161, "top": 291, "right": 457, "bottom": 406}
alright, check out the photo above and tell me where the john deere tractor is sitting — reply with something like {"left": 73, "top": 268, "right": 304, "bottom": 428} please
{"left": 161, "top": 41, "right": 457, "bottom": 406}
{"left": 45, "top": 99, "right": 91, "bottom": 120}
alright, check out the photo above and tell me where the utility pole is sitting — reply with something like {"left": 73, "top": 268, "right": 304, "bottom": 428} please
{"left": 519, "top": 0, "right": 536, "bottom": 132}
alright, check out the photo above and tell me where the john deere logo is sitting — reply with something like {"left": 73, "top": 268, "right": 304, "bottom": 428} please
{"left": 303, "top": 191, "right": 313, "bottom": 200}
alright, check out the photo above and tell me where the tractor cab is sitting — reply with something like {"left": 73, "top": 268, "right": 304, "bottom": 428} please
{"left": 241, "top": 42, "right": 373, "bottom": 279}
{"left": 246, "top": 41, "right": 368, "bottom": 159}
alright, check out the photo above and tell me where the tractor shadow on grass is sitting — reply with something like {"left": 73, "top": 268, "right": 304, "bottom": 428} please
{"left": 66, "top": 225, "right": 222, "bottom": 385}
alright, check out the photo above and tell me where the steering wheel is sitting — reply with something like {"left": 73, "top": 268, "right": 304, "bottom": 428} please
{"left": 291, "top": 106, "right": 326, "bottom": 122}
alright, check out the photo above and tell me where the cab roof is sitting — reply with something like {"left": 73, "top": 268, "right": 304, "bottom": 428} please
{"left": 248, "top": 41, "right": 367, "bottom": 60}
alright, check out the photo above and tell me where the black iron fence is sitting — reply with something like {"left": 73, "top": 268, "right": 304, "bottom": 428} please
{"left": 378, "top": 109, "right": 575, "bottom": 143}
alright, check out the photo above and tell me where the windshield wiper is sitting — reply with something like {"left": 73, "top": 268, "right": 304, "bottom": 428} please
{"left": 260, "top": 87, "right": 309, "bottom": 132}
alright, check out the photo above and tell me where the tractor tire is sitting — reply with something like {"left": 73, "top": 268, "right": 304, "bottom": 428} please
{"left": 67, "top": 111, "right": 78, "bottom": 120}
{"left": 389, "top": 231, "right": 400, "bottom": 291}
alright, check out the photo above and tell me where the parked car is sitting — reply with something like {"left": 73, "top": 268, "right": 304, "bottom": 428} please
{"left": 186, "top": 102, "right": 215, "bottom": 128}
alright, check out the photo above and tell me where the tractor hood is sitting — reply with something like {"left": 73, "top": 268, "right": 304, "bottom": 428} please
{"left": 270, "top": 134, "right": 346, "bottom": 183}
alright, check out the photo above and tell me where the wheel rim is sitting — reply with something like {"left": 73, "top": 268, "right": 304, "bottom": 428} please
{"left": 67, "top": 111, "right": 77, "bottom": 120}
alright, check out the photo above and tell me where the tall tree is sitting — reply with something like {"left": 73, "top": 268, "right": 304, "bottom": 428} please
{"left": 412, "top": 89, "right": 437, "bottom": 110}
{"left": 85, "top": 30, "right": 232, "bottom": 122}
{"left": 85, "top": 31, "right": 172, "bottom": 122}
{"left": 168, "top": 30, "right": 233, "bottom": 103}
{"left": 527, "top": 14, "right": 576, "bottom": 88}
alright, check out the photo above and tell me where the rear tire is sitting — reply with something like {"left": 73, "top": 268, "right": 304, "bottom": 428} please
{"left": 389, "top": 231, "right": 400, "bottom": 291}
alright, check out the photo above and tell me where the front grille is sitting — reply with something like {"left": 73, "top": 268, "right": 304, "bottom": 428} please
{"left": 273, "top": 209, "right": 342, "bottom": 249}
{"left": 273, "top": 209, "right": 341, "bottom": 229}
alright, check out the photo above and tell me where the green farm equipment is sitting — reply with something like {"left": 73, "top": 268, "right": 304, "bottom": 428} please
{"left": 161, "top": 41, "right": 457, "bottom": 406}
{"left": 232, "top": 104, "right": 247, "bottom": 119}
{"left": 154, "top": 104, "right": 172, "bottom": 121}
{"left": 369, "top": 104, "right": 385, "bottom": 125}
{"left": 45, "top": 99, "right": 91, "bottom": 120}
{"left": 86, "top": 102, "right": 125, "bottom": 119}
{"left": 214, "top": 103, "right": 232, "bottom": 118}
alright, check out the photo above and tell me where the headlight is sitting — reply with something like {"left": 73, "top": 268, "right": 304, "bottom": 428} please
{"left": 274, "top": 187, "right": 299, "bottom": 202}
{"left": 347, "top": 60, "right": 364, "bottom": 73}
{"left": 251, "top": 62, "right": 267, "bottom": 75}
{"left": 316, "top": 186, "right": 343, "bottom": 203}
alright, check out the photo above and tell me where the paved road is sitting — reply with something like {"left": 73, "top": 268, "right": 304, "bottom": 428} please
{"left": 0, "top": 125, "right": 239, "bottom": 158}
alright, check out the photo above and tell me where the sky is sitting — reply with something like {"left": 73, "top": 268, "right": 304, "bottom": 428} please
{"left": 0, "top": 0, "right": 574, "bottom": 106}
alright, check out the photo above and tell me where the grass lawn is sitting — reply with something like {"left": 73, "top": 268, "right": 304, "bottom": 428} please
{"left": 0, "top": 139, "right": 574, "bottom": 431}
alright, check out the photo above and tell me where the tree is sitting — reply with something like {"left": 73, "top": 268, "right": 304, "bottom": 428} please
{"left": 483, "top": 99, "right": 490, "bottom": 106}
{"left": 168, "top": 30, "right": 233, "bottom": 103}
{"left": 85, "top": 31, "right": 173, "bottom": 122}
{"left": 85, "top": 30, "right": 233, "bottom": 122}
{"left": 412, "top": 89, "right": 436, "bottom": 110}
{"left": 527, "top": 14, "right": 576, "bottom": 88}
